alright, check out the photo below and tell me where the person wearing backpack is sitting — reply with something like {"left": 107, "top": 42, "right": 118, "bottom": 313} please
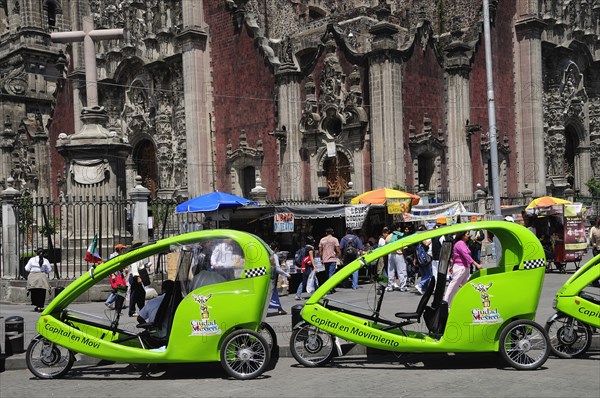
{"left": 414, "top": 238, "right": 433, "bottom": 295}
{"left": 339, "top": 228, "right": 364, "bottom": 289}
{"left": 385, "top": 223, "right": 407, "bottom": 292}
{"left": 295, "top": 236, "right": 317, "bottom": 300}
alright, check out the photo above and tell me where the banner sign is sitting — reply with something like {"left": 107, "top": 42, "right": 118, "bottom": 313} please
{"left": 564, "top": 215, "right": 587, "bottom": 261}
{"left": 274, "top": 212, "right": 295, "bottom": 233}
{"left": 386, "top": 198, "right": 411, "bottom": 214}
{"left": 345, "top": 205, "right": 369, "bottom": 229}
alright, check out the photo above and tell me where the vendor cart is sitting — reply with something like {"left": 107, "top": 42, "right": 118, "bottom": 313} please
{"left": 526, "top": 201, "right": 587, "bottom": 273}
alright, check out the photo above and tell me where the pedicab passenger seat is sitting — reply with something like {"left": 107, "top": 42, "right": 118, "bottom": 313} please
{"left": 423, "top": 241, "right": 453, "bottom": 335}
{"left": 136, "top": 282, "right": 181, "bottom": 346}
{"left": 394, "top": 277, "right": 435, "bottom": 324}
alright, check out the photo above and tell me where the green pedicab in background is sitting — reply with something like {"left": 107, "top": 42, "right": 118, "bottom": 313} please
{"left": 290, "top": 221, "right": 551, "bottom": 370}
{"left": 26, "top": 229, "right": 278, "bottom": 380}
{"left": 545, "top": 254, "right": 600, "bottom": 358}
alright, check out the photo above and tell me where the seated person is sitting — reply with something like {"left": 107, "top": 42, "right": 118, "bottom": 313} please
{"left": 137, "top": 279, "right": 175, "bottom": 325}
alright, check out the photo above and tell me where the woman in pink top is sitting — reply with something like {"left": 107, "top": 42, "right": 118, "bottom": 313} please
{"left": 443, "top": 231, "right": 483, "bottom": 307}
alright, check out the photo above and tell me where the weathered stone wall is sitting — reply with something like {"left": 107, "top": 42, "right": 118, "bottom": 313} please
{"left": 469, "top": 0, "right": 518, "bottom": 195}
{"left": 402, "top": 42, "right": 445, "bottom": 189}
{"left": 204, "top": 2, "right": 278, "bottom": 196}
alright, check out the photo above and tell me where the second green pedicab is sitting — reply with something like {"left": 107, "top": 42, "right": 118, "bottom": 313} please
{"left": 546, "top": 254, "right": 600, "bottom": 358}
{"left": 290, "top": 221, "right": 551, "bottom": 370}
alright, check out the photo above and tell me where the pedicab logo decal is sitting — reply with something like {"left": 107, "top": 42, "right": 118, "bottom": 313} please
{"left": 470, "top": 283, "right": 502, "bottom": 324}
{"left": 190, "top": 293, "right": 221, "bottom": 336}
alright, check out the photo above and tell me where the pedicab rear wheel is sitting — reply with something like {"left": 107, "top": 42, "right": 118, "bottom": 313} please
{"left": 290, "top": 322, "right": 335, "bottom": 367}
{"left": 545, "top": 314, "right": 592, "bottom": 358}
{"left": 26, "top": 335, "right": 75, "bottom": 379}
{"left": 220, "top": 329, "right": 270, "bottom": 380}
{"left": 499, "top": 320, "right": 549, "bottom": 370}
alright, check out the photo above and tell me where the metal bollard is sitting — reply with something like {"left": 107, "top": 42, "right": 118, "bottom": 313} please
{"left": 291, "top": 304, "right": 304, "bottom": 328}
{"left": 4, "top": 316, "right": 25, "bottom": 356}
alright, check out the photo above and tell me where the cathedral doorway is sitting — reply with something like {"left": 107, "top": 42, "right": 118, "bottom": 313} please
{"left": 133, "top": 140, "right": 158, "bottom": 198}
{"left": 241, "top": 166, "right": 256, "bottom": 199}
{"left": 564, "top": 124, "right": 579, "bottom": 189}
{"left": 417, "top": 153, "right": 435, "bottom": 191}
{"left": 323, "top": 152, "right": 350, "bottom": 202}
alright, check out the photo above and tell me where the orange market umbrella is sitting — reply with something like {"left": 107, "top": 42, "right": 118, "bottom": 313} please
{"left": 526, "top": 196, "right": 571, "bottom": 209}
{"left": 350, "top": 188, "right": 420, "bottom": 206}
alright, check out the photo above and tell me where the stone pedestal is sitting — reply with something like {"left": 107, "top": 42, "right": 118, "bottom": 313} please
{"left": 56, "top": 106, "right": 131, "bottom": 257}
{"left": 250, "top": 178, "right": 268, "bottom": 205}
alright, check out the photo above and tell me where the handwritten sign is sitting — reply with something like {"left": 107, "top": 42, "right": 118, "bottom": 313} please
{"left": 274, "top": 212, "right": 294, "bottom": 233}
{"left": 345, "top": 205, "right": 369, "bottom": 229}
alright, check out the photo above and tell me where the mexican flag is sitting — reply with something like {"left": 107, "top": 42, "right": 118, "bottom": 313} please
{"left": 85, "top": 234, "right": 102, "bottom": 264}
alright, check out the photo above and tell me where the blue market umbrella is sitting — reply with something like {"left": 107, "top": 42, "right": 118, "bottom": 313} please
{"left": 175, "top": 191, "right": 258, "bottom": 213}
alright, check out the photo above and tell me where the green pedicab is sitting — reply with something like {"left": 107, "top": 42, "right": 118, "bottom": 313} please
{"left": 290, "top": 221, "right": 551, "bottom": 370}
{"left": 26, "top": 229, "right": 278, "bottom": 380}
{"left": 545, "top": 254, "right": 600, "bottom": 358}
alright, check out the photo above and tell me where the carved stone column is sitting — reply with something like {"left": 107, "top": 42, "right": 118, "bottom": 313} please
{"left": 177, "top": 4, "right": 211, "bottom": 198}
{"left": 367, "top": 4, "right": 404, "bottom": 189}
{"left": 275, "top": 66, "right": 302, "bottom": 199}
{"left": 444, "top": 30, "right": 473, "bottom": 196}
{"left": 515, "top": 16, "right": 547, "bottom": 196}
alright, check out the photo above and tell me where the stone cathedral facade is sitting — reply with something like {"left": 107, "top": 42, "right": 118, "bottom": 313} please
{"left": 0, "top": 0, "right": 598, "bottom": 203}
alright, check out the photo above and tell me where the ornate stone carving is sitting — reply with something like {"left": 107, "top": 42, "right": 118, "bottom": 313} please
{"left": 560, "top": 62, "right": 587, "bottom": 119}
{"left": 122, "top": 79, "right": 152, "bottom": 136}
{"left": 299, "top": 75, "right": 320, "bottom": 133}
{"left": 0, "top": 65, "right": 27, "bottom": 95}
{"left": 409, "top": 114, "right": 446, "bottom": 150}
{"left": 299, "top": 38, "right": 368, "bottom": 154}
{"left": 545, "top": 126, "right": 566, "bottom": 176}
{"left": 226, "top": 130, "right": 264, "bottom": 167}
{"left": 590, "top": 99, "right": 600, "bottom": 177}
{"left": 69, "top": 159, "right": 109, "bottom": 185}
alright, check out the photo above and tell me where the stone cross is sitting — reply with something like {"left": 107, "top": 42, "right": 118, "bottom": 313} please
{"left": 51, "top": 16, "right": 123, "bottom": 108}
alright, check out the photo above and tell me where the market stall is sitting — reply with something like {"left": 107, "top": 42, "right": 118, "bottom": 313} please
{"left": 525, "top": 198, "right": 587, "bottom": 273}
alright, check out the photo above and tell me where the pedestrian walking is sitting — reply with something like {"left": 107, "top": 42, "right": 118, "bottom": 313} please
{"left": 25, "top": 248, "right": 52, "bottom": 312}
{"left": 319, "top": 227, "right": 341, "bottom": 292}
{"left": 339, "top": 228, "right": 364, "bottom": 289}
{"left": 269, "top": 241, "right": 290, "bottom": 315}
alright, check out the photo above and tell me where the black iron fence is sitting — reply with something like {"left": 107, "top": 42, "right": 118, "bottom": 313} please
{"left": 2, "top": 196, "right": 208, "bottom": 279}
{"left": 10, "top": 195, "right": 133, "bottom": 279}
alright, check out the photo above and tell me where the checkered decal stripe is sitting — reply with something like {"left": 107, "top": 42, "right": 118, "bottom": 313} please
{"left": 523, "top": 259, "right": 545, "bottom": 269}
{"left": 244, "top": 267, "right": 267, "bottom": 278}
